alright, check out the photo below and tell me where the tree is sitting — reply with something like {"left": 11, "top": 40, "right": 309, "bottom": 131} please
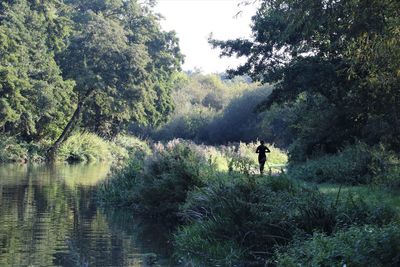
{"left": 0, "top": 0, "right": 75, "bottom": 141}
{"left": 48, "top": 0, "right": 183, "bottom": 159}
{"left": 211, "top": 0, "right": 400, "bottom": 157}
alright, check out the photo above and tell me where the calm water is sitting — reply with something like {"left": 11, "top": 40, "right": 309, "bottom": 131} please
{"left": 0, "top": 164, "right": 173, "bottom": 267}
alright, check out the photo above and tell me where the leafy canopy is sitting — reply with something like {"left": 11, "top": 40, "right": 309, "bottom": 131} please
{"left": 211, "top": 0, "right": 400, "bottom": 155}
{"left": 0, "top": 0, "right": 183, "bottom": 142}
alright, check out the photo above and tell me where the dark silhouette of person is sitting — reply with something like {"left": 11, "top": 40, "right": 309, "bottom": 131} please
{"left": 256, "top": 140, "right": 270, "bottom": 175}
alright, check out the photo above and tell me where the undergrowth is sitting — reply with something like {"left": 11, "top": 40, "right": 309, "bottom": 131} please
{"left": 289, "top": 142, "right": 400, "bottom": 189}
{"left": 98, "top": 140, "right": 399, "bottom": 266}
{"left": 276, "top": 224, "right": 400, "bottom": 267}
{"left": 174, "top": 175, "right": 398, "bottom": 266}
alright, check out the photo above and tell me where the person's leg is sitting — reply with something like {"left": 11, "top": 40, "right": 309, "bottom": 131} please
{"left": 259, "top": 157, "right": 266, "bottom": 174}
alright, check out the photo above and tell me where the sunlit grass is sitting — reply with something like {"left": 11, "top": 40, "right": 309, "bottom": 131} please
{"left": 58, "top": 132, "right": 112, "bottom": 163}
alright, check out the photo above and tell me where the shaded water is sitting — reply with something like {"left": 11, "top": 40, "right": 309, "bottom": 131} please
{"left": 0, "top": 164, "right": 173, "bottom": 267}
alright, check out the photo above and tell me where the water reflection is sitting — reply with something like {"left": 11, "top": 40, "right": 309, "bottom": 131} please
{"left": 0, "top": 164, "right": 172, "bottom": 267}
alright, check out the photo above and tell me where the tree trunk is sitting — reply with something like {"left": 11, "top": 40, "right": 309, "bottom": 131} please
{"left": 47, "top": 101, "right": 84, "bottom": 162}
{"left": 47, "top": 89, "right": 95, "bottom": 162}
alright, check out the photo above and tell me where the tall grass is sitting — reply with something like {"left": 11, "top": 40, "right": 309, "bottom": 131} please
{"left": 288, "top": 142, "right": 400, "bottom": 187}
{"left": 57, "top": 133, "right": 150, "bottom": 163}
{"left": 109, "top": 134, "right": 151, "bottom": 161}
{"left": 0, "top": 133, "right": 150, "bottom": 164}
{"left": 98, "top": 140, "right": 216, "bottom": 220}
{"left": 174, "top": 174, "right": 398, "bottom": 265}
{"left": 98, "top": 140, "right": 400, "bottom": 266}
{"left": 276, "top": 224, "right": 400, "bottom": 267}
{"left": 58, "top": 132, "right": 112, "bottom": 162}
{"left": 99, "top": 139, "right": 288, "bottom": 212}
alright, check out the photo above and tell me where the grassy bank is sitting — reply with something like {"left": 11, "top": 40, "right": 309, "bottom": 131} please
{"left": 98, "top": 140, "right": 400, "bottom": 266}
{"left": 0, "top": 133, "right": 149, "bottom": 164}
{"left": 98, "top": 139, "right": 288, "bottom": 213}
{"left": 316, "top": 183, "right": 400, "bottom": 213}
{"left": 289, "top": 142, "right": 400, "bottom": 190}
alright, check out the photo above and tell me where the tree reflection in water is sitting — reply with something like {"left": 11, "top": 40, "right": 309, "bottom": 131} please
{"left": 0, "top": 164, "right": 173, "bottom": 267}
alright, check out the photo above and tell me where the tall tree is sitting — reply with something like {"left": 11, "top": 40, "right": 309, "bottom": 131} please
{"left": 48, "top": 0, "right": 183, "bottom": 158}
{"left": 0, "top": 0, "right": 75, "bottom": 141}
{"left": 211, "top": 0, "right": 400, "bottom": 157}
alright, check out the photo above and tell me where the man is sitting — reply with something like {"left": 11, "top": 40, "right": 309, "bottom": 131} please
{"left": 256, "top": 140, "right": 270, "bottom": 175}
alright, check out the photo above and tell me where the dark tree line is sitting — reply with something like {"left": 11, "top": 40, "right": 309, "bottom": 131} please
{"left": 211, "top": 0, "right": 400, "bottom": 159}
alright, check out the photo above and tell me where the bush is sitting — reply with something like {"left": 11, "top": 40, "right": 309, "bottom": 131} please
{"left": 100, "top": 139, "right": 282, "bottom": 217}
{"left": 99, "top": 140, "right": 215, "bottom": 220}
{"left": 0, "top": 135, "right": 28, "bottom": 163}
{"left": 0, "top": 136, "right": 53, "bottom": 163}
{"left": 58, "top": 132, "right": 111, "bottom": 162}
{"left": 136, "top": 141, "right": 211, "bottom": 219}
{"left": 98, "top": 157, "right": 144, "bottom": 206}
{"left": 276, "top": 224, "right": 400, "bottom": 267}
{"left": 288, "top": 142, "right": 400, "bottom": 185}
{"left": 98, "top": 140, "right": 398, "bottom": 266}
{"left": 26, "top": 141, "right": 50, "bottom": 162}
{"left": 368, "top": 145, "right": 400, "bottom": 190}
{"left": 175, "top": 176, "right": 326, "bottom": 265}
{"left": 333, "top": 193, "right": 398, "bottom": 229}
{"left": 175, "top": 175, "right": 398, "bottom": 266}
{"left": 148, "top": 73, "right": 290, "bottom": 147}
{"left": 109, "top": 134, "right": 150, "bottom": 161}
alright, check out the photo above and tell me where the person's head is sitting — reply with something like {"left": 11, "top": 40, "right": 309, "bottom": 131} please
{"left": 260, "top": 140, "right": 265, "bottom": 145}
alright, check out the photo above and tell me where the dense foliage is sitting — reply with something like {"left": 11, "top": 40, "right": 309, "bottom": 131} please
{"left": 99, "top": 142, "right": 398, "bottom": 266}
{"left": 98, "top": 139, "right": 288, "bottom": 216}
{"left": 149, "top": 73, "right": 295, "bottom": 147}
{"left": 0, "top": 0, "right": 182, "bottom": 159}
{"left": 176, "top": 177, "right": 397, "bottom": 266}
{"left": 276, "top": 224, "right": 400, "bottom": 267}
{"left": 289, "top": 142, "right": 400, "bottom": 187}
{"left": 212, "top": 0, "right": 400, "bottom": 157}
{"left": 1, "top": 0, "right": 399, "bottom": 265}
{"left": 0, "top": 0, "right": 75, "bottom": 141}
{"left": 150, "top": 73, "right": 258, "bottom": 142}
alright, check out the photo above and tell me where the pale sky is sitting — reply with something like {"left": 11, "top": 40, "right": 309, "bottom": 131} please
{"left": 154, "top": 0, "right": 258, "bottom": 73}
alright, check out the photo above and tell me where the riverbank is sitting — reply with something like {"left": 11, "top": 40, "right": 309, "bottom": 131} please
{"left": 0, "top": 133, "right": 149, "bottom": 164}
{"left": 98, "top": 139, "right": 400, "bottom": 266}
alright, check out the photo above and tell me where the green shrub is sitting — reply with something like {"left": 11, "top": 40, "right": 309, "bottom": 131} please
{"left": 109, "top": 134, "right": 150, "bottom": 161}
{"left": 204, "top": 86, "right": 273, "bottom": 144}
{"left": 0, "top": 136, "right": 28, "bottom": 163}
{"left": 98, "top": 157, "right": 144, "bottom": 206}
{"left": 99, "top": 140, "right": 214, "bottom": 220}
{"left": 276, "top": 224, "right": 400, "bottom": 267}
{"left": 136, "top": 141, "right": 210, "bottom": 219}
{"left": 58, "top": 132, "right": 111, "bottom": 162}
{"left": 26, "top": 141, "right": 49, "bottom": 162}
{"left": 175, "top": 176, "right": 325, "bottom": 265}
{"left": 334, "top": 193, "right": 398, "bottom": 228}
{"left": 368, "top": 144, "right": 400, "bottom": 190}
{"left": 153, "top": 106, "right": 216, "bottom": 141}
{"left": 288, "top": 142, "right": 399, "bottom": 185}
{"left": 174, "top": 216, "right": 244, "bottom": 266}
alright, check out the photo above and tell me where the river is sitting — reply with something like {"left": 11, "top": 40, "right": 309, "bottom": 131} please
{"left": 0, "top": 163, "right": 173, "bottom": 267}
